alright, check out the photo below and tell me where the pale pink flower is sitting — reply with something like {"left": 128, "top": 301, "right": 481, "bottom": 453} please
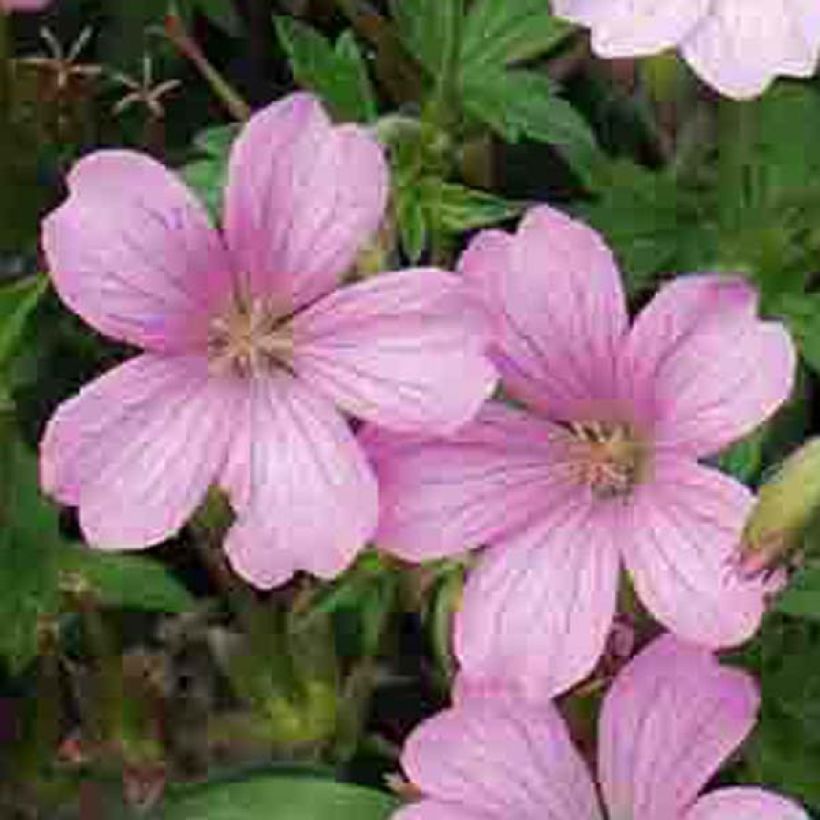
{"left": 395, "top": 635, "right": 808, "bottom": 820}
{"left": 364, "top": 206, "right": 795, "bottom": 699}
{"left": 552, "top": 0, "right": 820, "bottom": 99}
{"left": 1, "top": 0, "right": 52, "bottom": 11}
{"left": 40, "top": 92, "right": 496, "bottom": 588}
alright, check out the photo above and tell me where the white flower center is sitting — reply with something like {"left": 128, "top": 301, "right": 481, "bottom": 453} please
{"left": 568, "top": 421, "right": 647, "bottom": 499}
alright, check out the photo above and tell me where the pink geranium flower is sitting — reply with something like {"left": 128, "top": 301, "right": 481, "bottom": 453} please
{"left": 552, "top": 0, "right": 820, "bottom": 99}
{"left": 364, "top": 206, "right": 795, "bottom": 699}
{"left": 395, "top": 635, "right": 808, "bottom": 820}
{"left": 40, "top": 92, "right": 496, "bottom": 588}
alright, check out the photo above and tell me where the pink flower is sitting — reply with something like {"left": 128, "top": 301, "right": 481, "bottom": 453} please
{"left": 40, "top": 92, "right": 496, "bottom": 588}
{"left": 1, "top": 0, "right": 52, "bottom": 11}
{"left": 364, "top": 206, "right": 795, "bottom": 699}
{"left": 552, "top": 0, "right": 820, "bottom": 99}
{"left": 395, "top": 635, "right": 808, "bottom": 820}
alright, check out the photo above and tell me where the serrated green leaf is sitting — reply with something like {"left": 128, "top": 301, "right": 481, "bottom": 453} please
{"left": 775, "top": 566, "right": 820, "bottom": 621}
{"left": 390, "top": 0, "right": 461, "bottom": 76}
{"left": 461, "top": 69, "right": 604, "bottom": 187}
{"left": 0, "top": 274, "right": 47, "bottom": 374}
{"left": 163, "top": 775, "right": 397, "bottom": 819}
{"left": 461, "top": 0, "right": 571, "bottom": 71}
{"left": 193, "top": 123, "right": 240, "bottom": 158}
{"left": 419, "top": 179, "right": 522, "bottom": 233}
{"left": 275, "top": 17, "right": 377, "bottom": 122}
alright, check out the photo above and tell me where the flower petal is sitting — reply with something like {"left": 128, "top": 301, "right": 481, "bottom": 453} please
{"left": 454, "top": 498, "right": 621, "bottom": 700}
{"left": 460, "top": 207, "right": 627, "bottom": 420}
{"left": 42, "top": 151, "right": 232, "bottom": 352}
{"left": 686, "top": 787, "right": 810, "bottom": 820}
{"left": 362, "top": 402, "right": 574, "bottom": 561}
{"left": 553, "top": 0, "right": 709, "bottom": 57}
{"left": 621, "top": 456, "right": 768, "bottom": 647}
{"left": 224, "top": 93, "right": 388, "bottom": 311}
{"left": 682, "top": 0, "right": 820, "bottom": 99}
{"left": 401, "top": 698, "right": 602, "bottom": 819}
{"left": 222, "top": 372, "right": 378, "bottom": 588}
{"left": 41, "top": 354, "right": 238, "bottom": 548}
{"left": 598, "top": 635, "right": 759, "bottom": 820}
{"left": 621, "top": 275, "right": 795, "bottom": 458}
{"left": 292, "top": 268, "right": 497, "bottom": 434}
{"left": 393, "top": 803, "right": 483, "bottom": 820}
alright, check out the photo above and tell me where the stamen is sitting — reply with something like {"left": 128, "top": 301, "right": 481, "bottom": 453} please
{"left": 568, "top": 421, "right": 647, "bottom": 499}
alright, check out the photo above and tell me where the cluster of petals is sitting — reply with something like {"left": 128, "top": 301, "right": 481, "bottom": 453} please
{"left": 395, "top": 634, "right": 808, "bottom": 820}
{"left": 365, "top": 205, "right": 795, "bottom": 700}
{"left": 39, "top": 92, "right": 496, "bottom": 588}
{"left": 552, "top": 0, "right": 820, "bottom": 99}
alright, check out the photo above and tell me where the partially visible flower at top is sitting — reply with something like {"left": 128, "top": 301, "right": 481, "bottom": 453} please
{"left": 395, "top": 634, "right": 808, "bottom": 820}
{"left": 40, "top": 92, "right": 496, "bottom": 588}
{"left": 364, "top": 205, "right": 795, "bottom": 700}
{"left": 551, "top": 0, "right": 820, "bottom": 99}
{"left": 1, "top": 0, "right": 52, "bottom": 12}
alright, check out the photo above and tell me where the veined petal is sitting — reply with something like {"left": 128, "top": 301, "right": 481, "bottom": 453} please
{"left": 42, "top": 151, "right": 232, "bottom": 352}
{"left": 41, "top": 354, "right": 238, "bottom": 548}
{"left": 686, "top": 787, "right": 810, "bottom": 819}
{"left": 292, "top": 268, "right": 497, "bottom": 434}
{"left": 554, "top": 0, "right": 709, "bottom": 56}
{"left": 222, "top": 371, "right": 378, "bottom": 588}
{"left": 621, "top": 456, "right": 768, "bottom": 647}
{"left": 460, "top": 207, "right": 627, "bottom": 420}
{"left": 401, "top": 698, "right": 602, "bottom": 820}
{"left": 454, "top": 497, "right": 621, "bottom": 700}
{"left": 621, "top": 275, "right": 795, "bottom": 458}
{"left": 224, "top": 93, "right": 387, "bottom": 311}
{"left": 393, "top": 803, "right": 483, "bottom": 820}
{"left": 361, "top": 402, "right": 574, "bottom": 561}
{"left": 598, "top": 635, "right": 759, "bottom": 820}
{"left": 682, "top": 0, "right": 820, "bottom": 99}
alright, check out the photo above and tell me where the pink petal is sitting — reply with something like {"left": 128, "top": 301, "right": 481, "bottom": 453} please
{"left": 682, "top": 0, "right": 820, "bottom": 99}
{"left": 622, "top": 275, "right": 795, "bottom": 458}
{"left": 686, "top": 787, "right": 810, "bottom": 819}
{"left": 361, "top": 403, "right": 574, "bottom": 561}
{"left": 42, "top": 151, "right": 232, "bottom": 353}
{"left": 41, "top": 354, "right": 238, "bottom": 548}
{"left": 401, "top": 698, "right": 602, "bottom": 819}
{"left": 292, "top": 268, "right": 496, "bottom": 434}
{"left": 393, "top": 803, "right": 483, "bottom": 820}
{"left": 553, "top": 0, "right": 709, "bottom": 57}
{"left": 223, "top": 93, "right": 387, "bottom": 311}
{"left": 459, "top": 207, "right": 628, "bottom": 420}
{"left": 621, "top": 456, "right": 768, "bottom": 647}
{"left": 598, "top": 634, "right": 759, "bottom": 820}
{"left": 2, "top": 0, "right": 52, "bottom": 9}
{"left": 454, "top": 498, "right": 621, "bottom": 700}
{"left": 222, "top": 372, "right": 378, "bottom": 588}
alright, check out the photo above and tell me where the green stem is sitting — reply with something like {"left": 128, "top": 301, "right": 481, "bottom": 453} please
{"left": 424, "top": 0, "right": 464, "bottom": 133}
{"left": 717, "top": 98, "right": 755, "bottom": 236}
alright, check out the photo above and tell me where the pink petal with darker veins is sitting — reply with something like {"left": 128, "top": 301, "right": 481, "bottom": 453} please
{"left": 621, "top": 275, "right": 795, "bottom": 458}
{"left": 361, "top": 402, "right": 571, "bottom": 561}
{"left": 598, "top": 634, "right": 759, "bottom": 820}
{"left": 42, "top": 151, "right": 233, "bottom": 353}
{"left": 223, "top": 93, "right": 388, "bottom": 311}
{"left": 454, "top": 494, "right": 621, "bottom": 700}
{"left": 401, "top": 696, "right": 601, "bottom": 820}
{"left": 459, "top": 205, "right": 627, "bottom": 420}
{"left": 620, "top": 456, "right": 767, "bottom": 648}
{"left": 686, "top": 787, "right": 809, "bottom": 819}
{"left": 41, "top": 354, "right": 240, "bottom": 549}
{"left": 223, "top": 371, "right": 378, "bottom": 588}
{"left": 292, "top": 268, "right": 497, "bottom": 435}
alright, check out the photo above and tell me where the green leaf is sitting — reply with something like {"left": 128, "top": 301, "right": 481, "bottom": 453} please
{"left": 419, "top": 179, "right": 522, "bottom": 233}
{"left": 57, "top": 548, "right": 194, "bottom": 614}
{"left": 461, "top": 0, "right": 571, "bottom": 71}
{"left": 275, "top": 17, "right": 377, "bottom": 122}
{"left": 390, "top": 0, "right": 461, "bottom": 76}
{"left": 395, "top": 185, "right": 428, "bottom": 263}
{"left": 775, "top": 292, "right": 820, "bottom": 375}
{"left": 0, "top": 275, "right": 47, "bottom": 374}
{"left": 461, "top": 69, "right": 604, "bottom": 187}
{"left": 194, "top": 124, "right": 241, "bottom": 158}
{"left": 181, "top": 158, "right": 227, "bottom": 220}
{"left": 163, "top": 775, "right": 397, "bottom": 819}
{"left": 775, "top": 566, "right": 820, "bottom": 621}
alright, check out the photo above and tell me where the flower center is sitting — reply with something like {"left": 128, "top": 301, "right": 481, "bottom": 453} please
{"left": 207, "top": 295, "right": 292, "bottom": 377}
{"left": 568, "top": 421, "right": 647, "bottom": 500}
